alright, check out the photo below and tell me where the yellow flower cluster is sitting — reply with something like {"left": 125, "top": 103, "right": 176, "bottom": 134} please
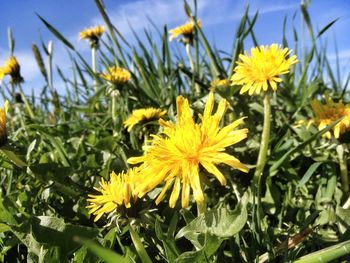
{"left": 0, "top": 56, "right": 23, "bottom": 84}
{"left": 169, "top": 20, "right": 201, "bottom": 44}
{"left": 87, "top": 168, "right": 139, "bottom": 222}
{"left": 210, "top": 78, "right": 231, "bottom": 91}
{"left": 128, "top": 92, "right": 249, "bottom": 209}
{"left": 100, "top": 66, "right": 131, "bottom": 86}
{"left": 79, "top": 26, "right": 105, "bottom": 42}
{"left": 231, "top": 44, "right": 297, "bottom": 95}
{"left": 123, "top": 108, "right": 166, "bottom": 132}
{"left": 308, "top": 95, "right": 350, "bottom": 139}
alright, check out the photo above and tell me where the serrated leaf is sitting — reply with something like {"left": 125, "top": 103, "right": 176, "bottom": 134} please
{"left": 176, "top": 192, "right": 248, "bottom": 241}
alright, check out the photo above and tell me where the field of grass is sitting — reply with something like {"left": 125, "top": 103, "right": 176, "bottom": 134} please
{"left": 1, "top": 0, "right": 350, "bottom": 262}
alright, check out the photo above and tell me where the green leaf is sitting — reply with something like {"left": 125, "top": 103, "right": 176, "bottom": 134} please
{"left": 83, "top": 239, "right": 129, "bottom": 263}
{"left": 155, "top": 214, "right": 180, "bottom": 262}
{"left": 176, "top": 192, "right": 248, "bottom": 241}
{"left": 0, "top": 223, "right": 11, "bottom": 233}
{"left": 10, "top": 216, "right": 99, "bottom": 262}
{"left": 298, "top": 162, "right": 322, "bottom": 187}
{"left": 270, "top": 119, "right": 342, "bottom": 174}
{"left": 0, "top": 195, "right": 18, "bottom": 225}
{"left": 129, "top": 225, "right": 152, "bottom": 263}
{"left": 293, "top": 239, "right": 350, "bottom": 263}
{"left": 0, "top": 148, "right": 27, "bottom": 168}
{"left": 29, "top": 163, "right": 84, "bottom": 197}
{"left": 175, "top": 234, "right": 222, "bottom": 263}
{"left": 316, "top": 18, "right": 338, "bottom": 39}
{"left": 36, "top": 14, "right": 75, "bottom": 51}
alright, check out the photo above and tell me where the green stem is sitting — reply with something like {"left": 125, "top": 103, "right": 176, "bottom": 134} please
{"left": 253, "top": 93, "right": 271, "bottom": 234}
{"left": 253, "top": 93, "right": 271, "bottom": 188}
{"left": 129, "top": 223, "right": 152, "bottom": 263}
{"left": 324, "top": 171, "right": 337, "bottom": 201}
{"left": 111, "top": 89, "right": 119, "bottom": 133}
{"left": 92, "top": 46, "right": 97, "bottom": 93}
{"left": 18, "top": 84, "right": 35, "bottom": 120}
{"left": 197, "top": 199, "right": 206, "bottom": 215}
{"left": 336, "top": 144, "right": 349, "bottom": 195}
{"left": 186, "top": 43, "right": 194, "bottom": 72}
{"left": 185, "top": 43, "right": 200, "bottom": 95}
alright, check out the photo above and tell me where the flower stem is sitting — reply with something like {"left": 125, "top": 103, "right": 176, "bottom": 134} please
{"left": 186, "top": 43, "right": 194, "bottom": 72}
{"left": 111, "top": 88, "right": 119, "bottom": 133}
{"left": 254, "top": 93, "right": 271, "bottom": 187}
{"left": 336, "top": 144, "right": 349, "bottom": 195}
{"left": 253, "top": 93, "right": 271, "bottom": 233}
{"left": 197, "top": 199, "right": 206, "bottom": 215}
{"left": 185, "top": 43, "right": 200, "bottom": 95}
{"left": 18, "top": 84, "right": 35, "bottom": 120}
{"left": 92, "top": 46, "right": 97, "bottom": 93}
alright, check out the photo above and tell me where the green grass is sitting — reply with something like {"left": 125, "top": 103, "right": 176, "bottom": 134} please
{"left": 0, "top": 0, "right": 350, "bottom": 262}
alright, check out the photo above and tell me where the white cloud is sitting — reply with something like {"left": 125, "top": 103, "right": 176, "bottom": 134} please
{"left": 328, "top": 48, "right": 350, "bottom": 60}
{"left": 89, "top": 0, "right": 298, "bottom": 37}
{"left": 91, "top": 0, "right": 186, "bottom": 36}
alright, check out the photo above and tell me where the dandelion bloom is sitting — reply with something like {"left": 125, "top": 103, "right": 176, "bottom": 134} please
{"left": 210, "top": 78, "right": 231, "bottom": 91}
{"left": 231, "top": 44, "right": 297, "bottom": 95}
{"left": 124, "top": 108, "right": 167, "bottom": 132}
{"left": 0, "top": 100, "right": 9, "bottom": 146}
{"left": 79, "top": 25, "right": 105, "bottom": 47}
{"left": 308, "top": 95, "right": 350, "bottom": 139}
{"left": 87, "top": 168, "right": 139, "bottom": 222}
{"left": 0, "top": 56, "right": 23, "bottom": 84}
{"left": 100, "top": 66, "right": 131, "bottom": 86}
{"left": 169, "top": 20, "right": 201, "bottom": 43}
{"left": 128, "top": 92, "right": 249, "bottom": 209}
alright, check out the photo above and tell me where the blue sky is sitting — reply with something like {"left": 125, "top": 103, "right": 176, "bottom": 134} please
{"left": 0, "top": 0, "right": 350, "bottom": 99}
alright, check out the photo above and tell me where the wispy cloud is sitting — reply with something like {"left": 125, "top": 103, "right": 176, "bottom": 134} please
{"left": 90, "top": 0, "right": 298, "bottom": 37}
{"left": 328, "top": 48, "right": 350, "bottom": 61}
{"left": 91, "top": 0, "right": 188, "bottom": 36}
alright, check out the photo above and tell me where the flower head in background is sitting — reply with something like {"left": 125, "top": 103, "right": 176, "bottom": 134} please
{"left": 87, "top": 168, "right": 139, "bottom": 222}
{"left": 210, "top": 78, "right": 231, "bottom": 91}
{"left": 308, "top": 95, "right": 350, "bottom": 139}
{"left": 0, "top": 56, "right": 24, "bottom": 84}
{"left": 124, "top": 108, "right": 167, "bottom": 132}
{"left": 0, "top": 100, "right": 9, "bottom": 146}
{"left": 79, "top": 25, "right": 105, "bottom": 48}
{"left": 169, "top": 20, "right": 201, "bottom": 44}
{"left": 128, "top": 92, "right": 249, "bottom": 209}
{"left": 231, "top": 44, "right": 297, "bottom": 95}
{"left": 100, "top": 66, "right": 131, "bottom": 86}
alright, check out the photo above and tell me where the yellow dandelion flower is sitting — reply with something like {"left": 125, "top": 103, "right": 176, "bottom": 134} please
{"left": 308, "top": 95, "right": 350, "bottom": 139}
{"left": 0, "top": 100, "right": 9, "bottom": 146}
{"left": 231, "top": 44, "right": 298, "bottom": 95}
{"left": 128, "top": 92, "right": 249, "bottom": 209}
{"left": 87, "top": 168, "right": 139, "bottom": 222}
{"left": 100, "top": 66, "right": 131, "bottom": 86}
{"left": 79, "top": 25, "right": 105, "bottom": 47}
{"left": 124, "top": 108, "right": 167, "bottom": 132}
{"left": 210, "top": 78, "right": 231, "bottom": 91}
{"left": 0, "top": 56, "right": 23, "bottom": 84}
{"left": 169, "top": 20, "right": 201, "bottom": 43}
